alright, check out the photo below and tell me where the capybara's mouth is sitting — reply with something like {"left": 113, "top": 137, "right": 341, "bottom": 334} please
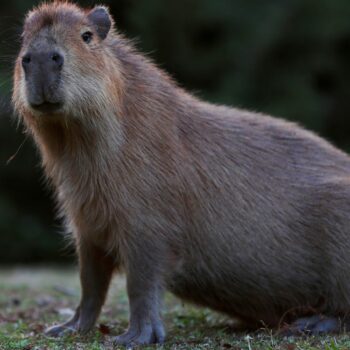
{"left": 30, "top": 101, "right": 63, "bottom": 113}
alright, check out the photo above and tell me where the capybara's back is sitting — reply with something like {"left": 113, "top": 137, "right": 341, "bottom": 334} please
{"left": 13, "top": 1, "right": 350, "bottom": 346}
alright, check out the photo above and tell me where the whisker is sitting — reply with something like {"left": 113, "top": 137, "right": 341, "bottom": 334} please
{"left": 6, "top": 135, "right": 28, "bottom": 165}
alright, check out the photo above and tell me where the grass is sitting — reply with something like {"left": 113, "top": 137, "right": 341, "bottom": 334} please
{"left": 1, "top": 268, "right": 350, "bottom": 349}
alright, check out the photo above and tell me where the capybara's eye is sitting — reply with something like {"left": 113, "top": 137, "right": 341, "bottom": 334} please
{"left": 82, "top": 31, "right": 93, "bottom": 44}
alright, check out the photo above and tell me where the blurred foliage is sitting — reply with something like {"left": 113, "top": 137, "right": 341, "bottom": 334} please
{"left": 0, "top": 0, "right": 350, "bottom": 263}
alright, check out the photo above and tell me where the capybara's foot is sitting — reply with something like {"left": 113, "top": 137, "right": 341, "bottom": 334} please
{"left": 45, "top": 323, "right": 78, "bottom": 337}
{"left": 281, "top": 315, "right": 340, "bottom": 335}
{"left": 45, "top": 315, "right": 95, "bottom": 337}
{"left": 114, "top": 321, "right": 165, "bottom": 347}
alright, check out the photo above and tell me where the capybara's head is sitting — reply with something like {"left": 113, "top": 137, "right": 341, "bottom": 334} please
{"left": 13, "top": 2, "right": 122, "bottom": 120}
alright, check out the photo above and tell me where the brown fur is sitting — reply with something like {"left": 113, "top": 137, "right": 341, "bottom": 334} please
{"left": 13, "top": 1, "right": 350, "bottom": 345}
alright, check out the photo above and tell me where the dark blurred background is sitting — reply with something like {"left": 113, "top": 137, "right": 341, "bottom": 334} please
{"left": 0, "top": 0, "right": 350, "bottom": 264}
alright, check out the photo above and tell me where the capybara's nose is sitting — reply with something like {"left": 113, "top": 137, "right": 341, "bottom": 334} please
{"left": 22, "top": 50, "right": 64, "bottom": 109}
{"left": 22, "top": 51, "right": 64, "bottom": 71}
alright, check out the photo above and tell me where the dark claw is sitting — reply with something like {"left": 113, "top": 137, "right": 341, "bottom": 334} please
{"left": 45, "top": 324, "right": 77, "bottom": 337}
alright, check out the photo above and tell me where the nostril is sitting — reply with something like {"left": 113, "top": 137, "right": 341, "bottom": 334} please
{"left": 51, "top": 52, "right": 64, "bottom": 68}
{"left": 22, "top": 54, "right": 31, "bottom": 67}
{"left": 51, "top": 53, "right": 60, "bottom": 61}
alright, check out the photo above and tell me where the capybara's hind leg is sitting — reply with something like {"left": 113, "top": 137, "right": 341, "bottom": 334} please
{"left": 46, "top": 239, "right": 115, "bottom": 337}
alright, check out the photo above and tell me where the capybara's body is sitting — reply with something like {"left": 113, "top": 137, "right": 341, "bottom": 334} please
{"left": 13, "top": 1, "right": 350, "bottom": 345}
{"left": 166, "top": 108, "right": 350, "bottom": 327}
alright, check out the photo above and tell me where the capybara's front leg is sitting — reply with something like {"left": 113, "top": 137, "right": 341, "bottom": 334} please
{"left": 46, "top": 239, "right": 115, "bottom": 337}
{"left": 114, "top": 254, "right": 165, "bottom": 347}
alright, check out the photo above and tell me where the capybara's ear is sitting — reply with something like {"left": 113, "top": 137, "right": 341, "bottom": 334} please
{"left": 87, "top": 6, "right": 112, "bottom": 40}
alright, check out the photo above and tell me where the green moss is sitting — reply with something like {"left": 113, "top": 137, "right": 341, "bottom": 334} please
{"left": 1, "top": 268, "right": 350, "bottom": 349}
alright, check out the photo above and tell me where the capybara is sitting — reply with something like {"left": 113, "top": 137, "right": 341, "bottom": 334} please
{"left": 13, "top": 1, "right": 350, "bottom": 346}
